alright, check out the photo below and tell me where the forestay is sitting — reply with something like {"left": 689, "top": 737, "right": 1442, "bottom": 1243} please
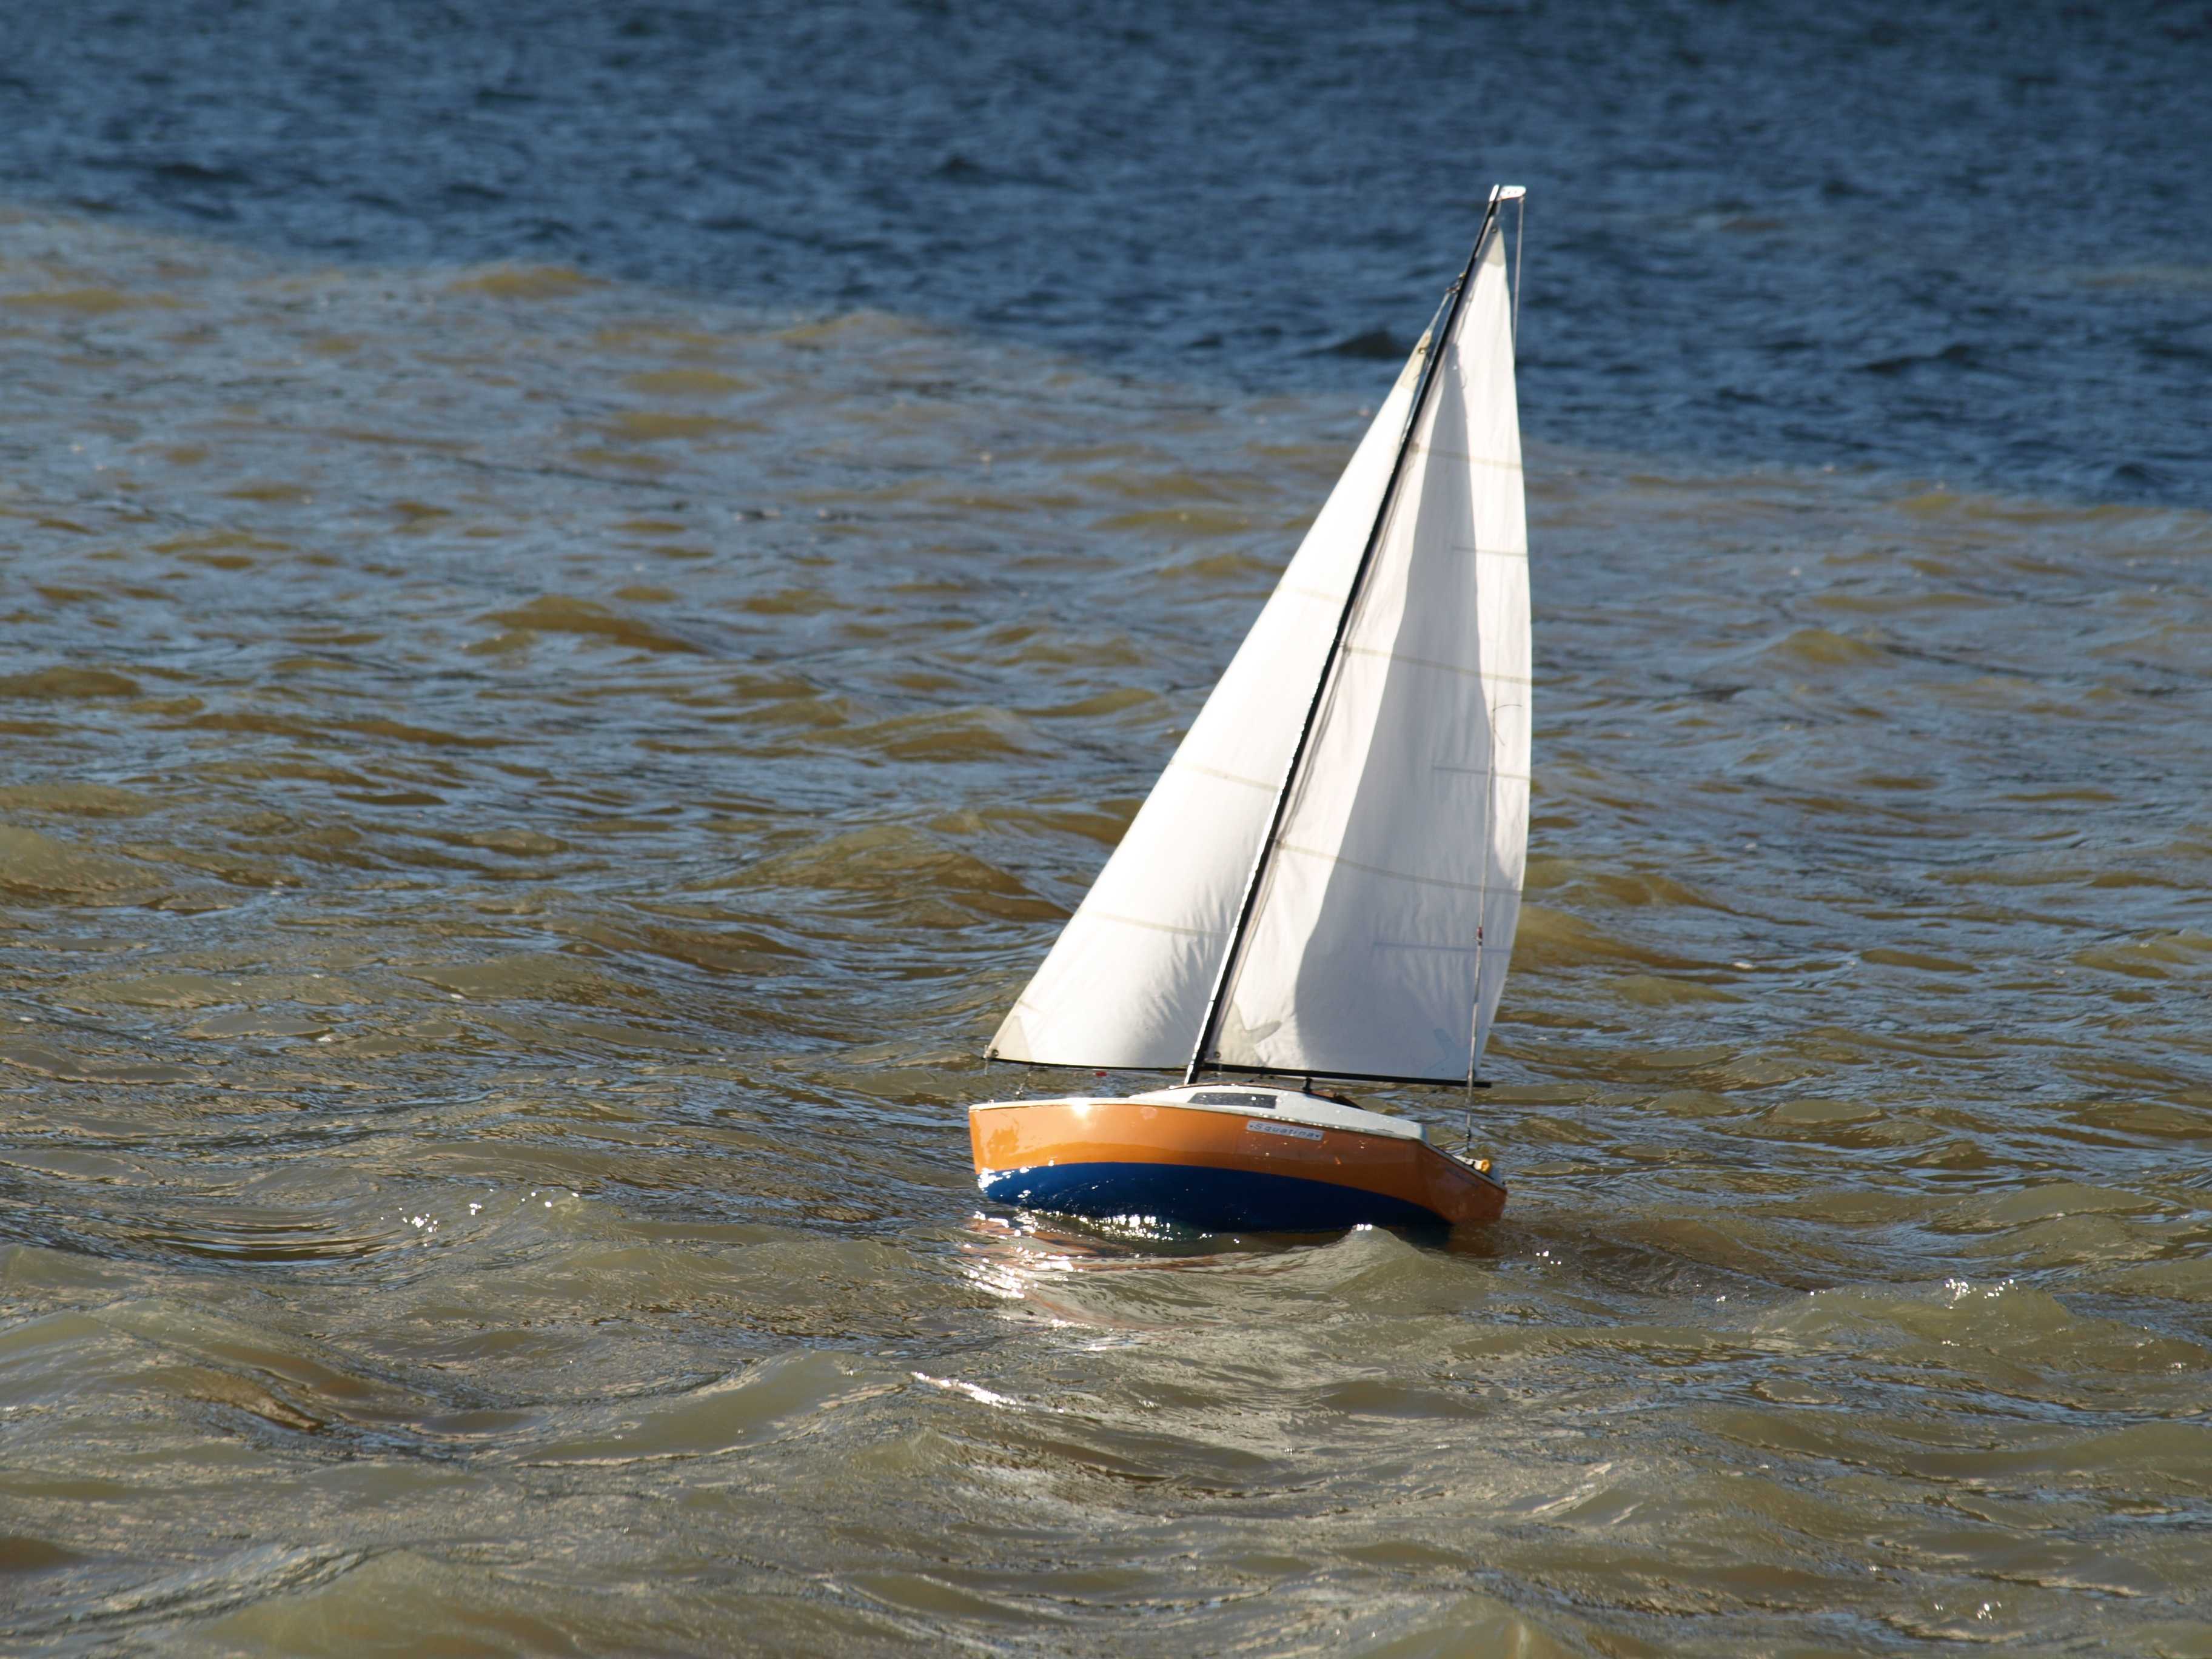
{"left": 989, "top": 221, "right": 1528, "bottom": 1084}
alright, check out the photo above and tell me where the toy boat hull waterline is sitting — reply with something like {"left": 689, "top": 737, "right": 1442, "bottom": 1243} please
{"left": 967, "top": 189, "right": 1533, "bottom": 1237}
{"left": 971, "top": 1086, "right": 1506, "bottom": 1233}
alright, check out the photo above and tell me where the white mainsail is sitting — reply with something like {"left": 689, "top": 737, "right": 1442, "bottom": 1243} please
{"left": 990, "top": 211, "right": 1528, "bottom": 1084}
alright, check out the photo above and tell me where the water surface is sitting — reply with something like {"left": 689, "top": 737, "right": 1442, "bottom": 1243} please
{"left": 2, "top": 202, "right": 2208, "bottom": 1655}
{"left": 4, "top": 4, "right": 2212, "bottom": 1649}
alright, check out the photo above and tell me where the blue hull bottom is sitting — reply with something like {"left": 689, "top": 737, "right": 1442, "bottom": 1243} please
{"left": 980, "top": 1160, "right": 1444, "bottom": 1233}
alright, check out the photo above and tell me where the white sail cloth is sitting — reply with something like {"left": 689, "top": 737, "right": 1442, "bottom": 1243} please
{"left": 990, "top": 226, "right": 1528, "bottom": 1082}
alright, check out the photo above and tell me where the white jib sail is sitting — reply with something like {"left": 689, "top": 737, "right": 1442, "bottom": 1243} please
{"left": 990, "top": 221, "right": 1527, "bottom": 1082}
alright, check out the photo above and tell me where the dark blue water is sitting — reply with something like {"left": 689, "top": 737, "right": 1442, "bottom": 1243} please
{"left": 5, "top": 0, "right": 2208, "bottom": 505}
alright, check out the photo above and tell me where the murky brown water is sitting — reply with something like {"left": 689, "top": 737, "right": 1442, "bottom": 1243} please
{"left": 4, "top": 203, "right": 2210, "bottom": 1655}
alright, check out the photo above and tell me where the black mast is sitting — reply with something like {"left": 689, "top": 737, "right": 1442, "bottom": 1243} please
{"left": 1183, "top": 192, "right": 1507, "bottom": 1087}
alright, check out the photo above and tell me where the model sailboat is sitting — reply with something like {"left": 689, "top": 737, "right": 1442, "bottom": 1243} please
{"left": 970, "top": 187, "right": 1531, "bottom": 1233}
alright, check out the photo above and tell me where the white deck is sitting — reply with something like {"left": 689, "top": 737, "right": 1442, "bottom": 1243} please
{"left": 970, "top": 1082, "right": 1427, "bottom": 1142}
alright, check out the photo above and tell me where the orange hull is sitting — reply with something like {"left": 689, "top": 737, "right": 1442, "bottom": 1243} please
{"left": 970, "top": 1097, "right": 1506, "bottom": 1232}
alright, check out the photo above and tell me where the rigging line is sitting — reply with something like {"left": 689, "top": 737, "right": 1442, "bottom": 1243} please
{"left": 1466, "top": 697, "right": 1524, "bottom": 1091}
{"left": 1184, "top": 190, "right": 1508, "bottom": 1087}
{"left": 1475, "top": 187, "right": 1527, "bottom": 1096}
{"left": 1512, "top": 193, "right": 1525, "bottom": 346}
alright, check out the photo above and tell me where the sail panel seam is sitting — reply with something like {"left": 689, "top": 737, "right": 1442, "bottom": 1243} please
{"left": 1084, "top": 908, "right": 1224, "bottom": 939}
{"left": 1339, "top": 644, "right": 1532, "bottom": 686}
{"left": 1409, "top": 444, "right": 1521, "bottom": 472}
{"left": 1274, "top": 840, "right": 1509, "bottom": 893}
{"left": 1169, "top": 758, "right": 1280, "bottom": 791}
